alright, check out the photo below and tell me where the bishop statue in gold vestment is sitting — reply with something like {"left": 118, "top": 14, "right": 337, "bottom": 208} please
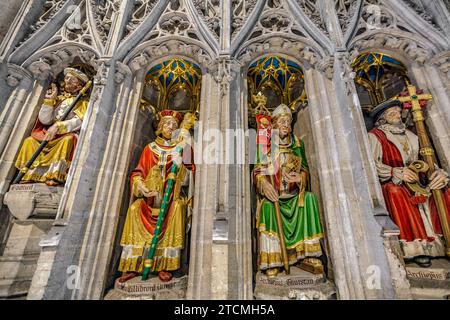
{"left": 15, "top": 67, "right": 90, "bottom": 186}
{"left": 118, "top": 110, "right": 195, "bottom": 282}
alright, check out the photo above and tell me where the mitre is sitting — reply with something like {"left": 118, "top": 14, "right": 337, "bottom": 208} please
{"left": 271, "top": 104, "right": 292, "bottom": 119}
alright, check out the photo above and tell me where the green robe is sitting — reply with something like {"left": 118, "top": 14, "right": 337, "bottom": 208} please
{"left": 255, "top": 134, "right": 323, "bottom": 270}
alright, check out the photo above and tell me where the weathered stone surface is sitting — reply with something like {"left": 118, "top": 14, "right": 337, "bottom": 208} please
{"left": 0, "top": 0, "right": 22, "bottom": 44}
{"left": 0, "top": 219, "right": 53, "bottom": 299}
{"left": 4, "top": 184, "right": 63, "bottom": 221}
{"left": 254, "top": 268, "right": 336, "bottom": 300}
{"left": 104, "top": 275, "right": 188, "bottom": 300}
{"left": 406, "top": 259, "right": 450, "bottom": 299}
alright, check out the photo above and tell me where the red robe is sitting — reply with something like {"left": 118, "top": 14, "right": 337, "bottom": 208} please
{"left": 370, "top": 128, "right": 450, "bottom": 242}
{"left": 130, "top": 139, "right": 195, "bottom": 237}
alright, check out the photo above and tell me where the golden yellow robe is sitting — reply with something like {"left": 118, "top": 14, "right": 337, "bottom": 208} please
{"left": 15, "top": 94, "right": 88, "bottom": 183}
{"left": 119, "top": 137, "right": 195, "bottom": 273}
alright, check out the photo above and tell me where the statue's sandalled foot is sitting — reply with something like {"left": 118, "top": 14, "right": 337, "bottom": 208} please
{"left": 45, "top": 179, "right": 60, "bottom": 187}
{"left": 414, "top": 255, "right": 432, "bottom": 268}
{"left": 265, "top": 268, "right": 279, "bottom": 278}
{"left": 118, "top": 272, "right": 139, "bottom": 283}
{"left": 158, "top": 271, "right": 173, "bottom": 282}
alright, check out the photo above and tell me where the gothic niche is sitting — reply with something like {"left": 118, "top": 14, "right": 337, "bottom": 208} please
{"left": 4, "top": 63, "right": 95, "bottom": 221}
{"left": 1, "top": 63, "right": 94, "bottom": 299}
{"left": 351, "top": 52, "right": 410, "bottom": 129}
{"left": 247, "top": 56, "right": 335, "bottom": 300}
{"left": 105, "top": 58, "right": 201, "bottom": 299}
{"left": 353, "top": 52, "right": 450, "bottom": 293}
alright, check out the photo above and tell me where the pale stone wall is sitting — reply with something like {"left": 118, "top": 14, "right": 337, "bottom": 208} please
{"left": 0, "top": 0, "right": 23, "bottom": 44}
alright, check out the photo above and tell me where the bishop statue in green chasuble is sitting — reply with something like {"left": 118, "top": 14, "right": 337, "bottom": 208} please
{"left": 253, "top": 104, "right": 324, "bottom": 277}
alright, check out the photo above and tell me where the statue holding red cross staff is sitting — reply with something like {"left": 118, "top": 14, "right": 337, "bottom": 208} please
{"left": 397, "top": 85, "right": 450, "bottom": 258}
{"left": 369, "top": 85, "right": 450, "bottom": 267}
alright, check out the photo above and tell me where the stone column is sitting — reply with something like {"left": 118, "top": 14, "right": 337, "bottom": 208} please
{"left": 38, "top": 60, "right": 123, "bottom": 300}
{"left": 216, "top": 57, "right": 253, "bottom": 299}
{"left": 0, "top": 65, "right": 40, "bottom": 245}
{"left": 186, "top": 70, "right": 221, "bottom": 299}
{"left": 303, "top": 54, "right": 403, "bottom": 299}
{"left": 0, "top": 65, "right": 39, "bottom": 201}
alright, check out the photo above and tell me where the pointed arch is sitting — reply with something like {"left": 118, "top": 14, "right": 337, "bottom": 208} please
{"left": 117, "top": 0, "right": 218, "bottom": 62}
{"left": 20, "top": 42, "right": 100, "bottom": 81}
{"left": 231, "top": 0, "right": 333, "bottom": 56}
{"left": 349, "top": 29, "right": 440, "bottom": 67}
{"left": 346, "top": 0, "right": 448, "bottom": 54}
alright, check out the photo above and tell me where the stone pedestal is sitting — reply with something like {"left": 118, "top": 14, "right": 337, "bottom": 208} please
{"left": 104, "top": 275, "right": 188, "bottom": 300}
{"left": 406, "top": 259, "right": 450, "bottom": 299}
{"left": 0, "top": 184, "right": 62, "bottom": 298}
{"left": 4, "top": 184, "right": 63, "bottom": 221}
{"left": 254, "top": 267, "right": 336, "bottom": 300}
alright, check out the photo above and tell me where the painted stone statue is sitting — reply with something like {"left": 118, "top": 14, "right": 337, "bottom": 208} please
{"left": 368, "top": 100, "right": 450, "bottom": 267}
{"left": 118, "top": 110, "right": 195, "bottom": 282}
{"left": 15, "top": 67, "right": 90, "bottom": 186}
{"left": 253, "top": 104, "right": 324, "bottom": 277}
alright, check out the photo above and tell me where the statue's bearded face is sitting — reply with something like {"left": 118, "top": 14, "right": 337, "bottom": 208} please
{"left": 383, "top": 106, "right": 402, "bottom": 125}
{"left": 273, "top": 115, "right": 292, "bottom": 139}
{"left": 160, "top": 117, "right": 179, "bottom": 140}
{"left": 64, "top": 74, "right": 82, "bottom": 93}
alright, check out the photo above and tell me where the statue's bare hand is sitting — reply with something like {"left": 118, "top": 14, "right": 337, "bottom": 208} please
{"left": 261, "top": 179, "right": 278, "bottom": 203}
{"left": 429, "top": 170, "right": 449, "bottom": 190}
{"left": 137, "top": 183, "right": 158, "bottom": 198}
{"left": 45, "top": 83, "right": 58, "bottom": 100}
{"left": 44, "top": 125, "right": 59, "bottom": 141}
{"left": 283, "top": 171, "right": 302, "bottom": 184}
{"left": 402, "top": 168, "right": 419, "bottom": 183}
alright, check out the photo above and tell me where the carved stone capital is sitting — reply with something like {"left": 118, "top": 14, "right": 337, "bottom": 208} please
{"left": 129, "top": 52, "right": 151, "bottom": 74}
{"left": 114, "top": 61, "right": 132, "bottom": 84}
{"left": 334, "top": 53, "right": 357, "bottom": 97}
{"left": 6, "top": 64, "right": 32, "bottom": 87}
{"left": 28, "top": 59, "right": 54, "bottom": 81}
{"left": 93, "top": 61, "right": 110, "bottom": 85}
{"left": 316, "top": 57, "right": 334, "bottom": 80}
{"left": 431, "top": 51, "right": 450, "bottom": 83}
{"left": 212, "top": 56, "right": 241, "bottom": 97}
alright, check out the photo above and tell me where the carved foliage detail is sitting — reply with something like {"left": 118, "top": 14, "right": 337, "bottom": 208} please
{"left": 238, "top": 37, "right": 320, "bottom": 67}
{"left": 89, "top": 0, "right": 121, "bottom": 44}
{"left": 193, "top": 0, "right": 221, "bottom": 39}
{"left": 245, "top": 0, "right": 307, "bottom": 42}
{"left": 335, "top": 0, "right": 359, "bottom": 35}
{"left": 143, "top": 0, "right": 205, "bottom": 43}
